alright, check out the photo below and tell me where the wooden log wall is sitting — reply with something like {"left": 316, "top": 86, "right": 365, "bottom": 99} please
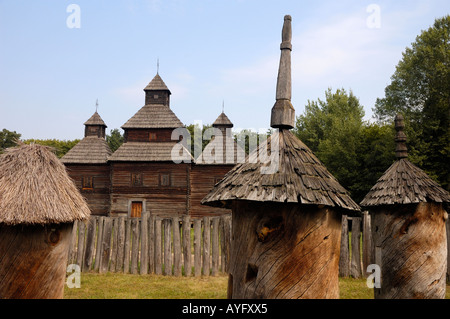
{"left": 67, "top": 213, "right": 232, "bottom": 276}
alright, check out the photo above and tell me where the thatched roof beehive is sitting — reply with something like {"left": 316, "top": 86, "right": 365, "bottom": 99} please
{"left": 0, "top": 143, "right": 91, "bottom": 225}
{"left": 360, "top": 114, "right": 450, "bottom": 207}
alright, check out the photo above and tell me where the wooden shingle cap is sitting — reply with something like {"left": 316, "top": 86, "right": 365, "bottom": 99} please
{"left": 83, "top": 111, "right": 107, "bottom": 127}
{"left": 0, "top": 144, "right": 90, "bottom": 225}
{"left": 360, "top": 114, "right": 450, "bottom": 207}
{"left": 202, "top": 129, "right": 360, "bottom": 212}
{"left": 121, "top": 104, "right": 184, "bottom": 129}
{"left": 144, "top": 73, "right": 171, "bottom": 93}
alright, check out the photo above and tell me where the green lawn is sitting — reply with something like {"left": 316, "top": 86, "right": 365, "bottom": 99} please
{"left": 64, "top": 273, "right": 450, "bottom": 299}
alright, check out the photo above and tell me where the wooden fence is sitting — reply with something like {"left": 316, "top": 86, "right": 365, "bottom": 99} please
{"left": 68, "top": 211, "right": 450, "bottom": 280}
{"left": 67, "top": 213, "right": 232, "bottom": 276}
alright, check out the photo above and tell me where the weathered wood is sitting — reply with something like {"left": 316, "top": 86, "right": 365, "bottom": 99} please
{"left": 123, "top": 218, "right": 131, "bottom": 273}
{"left": 362, "top": 211, "right": 374, "bottom": 276}
{"left": 115, "top": 216, "right": 126, "bottom": 272}
{"left": 447, "top": 217, "right": 450, "bottom": 282}
{"left": 182, "top": 215, "right": 191, "bottom": 276}
{"left": 163, "top": 219, "right": 172, "bottom": 275}
{"left": 99, "top": 217, "right": 113, "bottom": 273}
{"left": 76, "top": 221, "right": 86, "bottom": 270}
{"left": 154, "top": 218, "right": 162, "bottom": 275}
{"left": 203, "top": 216, "right": 211, "bottom": 276}
{"left": 212, "top": 217, "right": 220, "bottom": 276}
{"left": 140, "top": 212, "right": 149, "bottom": 275}
{"left": 350, "top": 217, "right": 362, "bottom": 278}
{"left": 0, "top": 223, "right": 74, "bottom": 299}
{"left": 339, "top": 215, "right": 350, "bottom": 277}
{"left": 222, "top": 215, "right": 232, "bottom": 273}
{"left": 83, "top": 217, "right": 97, "bottom": 271}
{"left": 228, "top": 202, "right": 342, "bottom": 299}
{"left": 130, "top": 218, "right": 140, "bottom": 274}
{"left": 194, "top": 219, "right": 202, "bottom": 277}
{"left": 148, "top": 214, "right": 155, "bottom": 274}
{"left": 68, "top": 220, "right": 78, "bottom": 265}
{"left": 173, "top": 216, "right": 182, "bottom": 276}
{"left": 371, "top": 203, "right": 447, "bottom": 299}
{"left": 109, "top": 218, "right": 119, "bottom": 272}
{"left": 94, "top": 216, "right": 104, "bottom": 272}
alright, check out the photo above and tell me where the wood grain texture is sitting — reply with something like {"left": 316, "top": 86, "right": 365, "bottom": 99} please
{"left": 0, "top": 223, "right": 73, "bottom": 299}
{"left": 228, "top": 201, "right": 341, "bottom": 299}
{"left": 371, "top": 203, "right": 447, "bottom": 299}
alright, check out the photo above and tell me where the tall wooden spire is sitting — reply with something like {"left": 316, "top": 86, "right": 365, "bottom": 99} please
{"left": 271, "top": 15, "right": 295, "bottom": 129}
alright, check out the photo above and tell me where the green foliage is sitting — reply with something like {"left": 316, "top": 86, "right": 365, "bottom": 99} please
{"left": 106, "top": 128, "right": 124, "bottom": 153}
{"left": 374, "top": 15, "right": 450, "bottom": 190}
{"left": 294, "top": 88, "right": 395, "bottom": 203}
{"left": 0, "top": 129, "right": 21, "bottom": 153}
{"left": 23, "top": 139, "right": 80, "bottom": 158}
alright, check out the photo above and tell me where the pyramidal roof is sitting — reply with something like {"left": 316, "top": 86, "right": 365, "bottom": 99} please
{"left": 84, "top": 111, "right": 106, "bottom": 126}
{"left": 213, "top": 112, "right": 233, "bottom": 127}
{"left": 360, "top": 114, "right": 450, "bottom": 207}
{"left": 144, "top": 73, "right": 170, "bottom": 92}
{"left": 61, "top": 136, "right": 112, "bottom": 164}
{"left": 121, "top": 104, "right": 184, "bottom": 129}
{"left": 202, "top": 15, "right": 360, "bottom": 212}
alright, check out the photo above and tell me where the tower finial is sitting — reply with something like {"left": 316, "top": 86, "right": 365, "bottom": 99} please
{"left": 394, "top": 113, "right": 408, "bottom": 159}
{"left": 222, "top": 100, "right": 224, "bottom": 113}
{"left": 95, "top": 99, "right": 99, "bottom": 112}
{"left": 157, "top": 58, "right": 159, "bottom": 74}
{"left": 270, "top": 15, "right": 295, "bottom": 129}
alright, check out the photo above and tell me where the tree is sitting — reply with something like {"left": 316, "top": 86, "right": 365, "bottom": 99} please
{"left": 106, "top": 128, "right": 124, "bottom": 153}
{"left": 374, "top": 15, "right": 450, "bottom": 190}
{"left": 294, "top": 88, "right": 365, "bottom": 195}
{"left": 0, "top": 129, "right": 21, "bottom": 153}
{"left": 23, "top": 139, "right": 80, "bottom": 158}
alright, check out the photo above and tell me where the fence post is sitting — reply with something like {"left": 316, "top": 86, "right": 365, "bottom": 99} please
{"left": 83, "top": 217, "right": 97, "bottom": 271}
{"left": 148, "top": 214, "right": 155, "bottom": 274}
{"left": 140, "top": 212, "right": 149, "bottom": 275}
{"left": 350, "top": 217, "right": 363, "bottom": 278}
{"left": 211, "top": 217, "right": 219, "bottom": 276}
{"left": 115, "top": 216, "right": 126, "bottom": 272}
{"left": 182, "top": 215, "right": 191, "bottom": 276}
{"left": 203, "top": 216, "right": 211, "bottom": 276}
{"left": 76, "top": 221, "right": 86, "bottom": 271}
{"left": 123, "top": 218, "right": 131, "bottom": 273}
{"left": 109, "top": 218, "right": 119, "bottom": 272}
{"left": 154, "top": 218, "right": 162, "bottom": 275}
{"left": 99, "top": 217, "right": 113, "bottom": 274}
{"left": 194, "top": 219, "right": 202, "bottom": 277}
{"left": 163, "top": 219, "right": 172, "bottom": 275}
{"left": 362, "top": 211, "right": 374, "bottom": 277}
{"left": 173, "top": 216, "right": 182, "bottom": 276}
{"left": 94, "top": 216, "right": 104, "bottom": 272}
{"left": 339, "top": 215, "right": 350, "bottom": 277}
{"left": 130, "top": 218, "right": 140, "bottom": 274}
{"left": 68, "top": 220, "right": 78, "bottom": 266}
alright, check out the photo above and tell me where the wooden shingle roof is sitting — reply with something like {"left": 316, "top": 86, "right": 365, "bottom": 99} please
{"left": 202, "top": 129, "right": 360, "bottom": 211}
{"left": 144, "top": 74, "right": 170, "bottom": 92}
{"left": 61, "top": 136, "right": 112, "bottom": 164}
{"left": 84, "top": 111, "right": 107, "bottom": 126}
{"left": 195, "top": 134, "right": 245, "bottom": 165}
{"left": 360, "top": 113, "right": 450, "bottom": 207}
{"left": 121, "top": 105, "right": 184, "bottom": 129}
{"left": 108, "top": 142, "right": 193, "bottom": 162}
{"left": 212, "top": 112, "right": 233, "bottom": 127}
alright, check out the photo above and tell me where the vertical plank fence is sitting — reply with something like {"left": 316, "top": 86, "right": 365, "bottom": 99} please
{"left": 67, "top": 213, "right": 232, "bottom": 276}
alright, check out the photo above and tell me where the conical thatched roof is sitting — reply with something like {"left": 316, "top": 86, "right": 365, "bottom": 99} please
{"left": 202, "top": 129, "right": 360, "bottom": 211}
{"left": 0, "top": 144, "right": 90, "bottom": 225}
{"left": 360, "top": 114, "right": 450, "bottom": 207}
{"left": 61, "top": 136, "right": 112, "bottom": 164}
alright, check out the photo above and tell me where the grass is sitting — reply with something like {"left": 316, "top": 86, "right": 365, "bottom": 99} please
{"left": 64, "top": 273, "right": 450, "bottom": 299}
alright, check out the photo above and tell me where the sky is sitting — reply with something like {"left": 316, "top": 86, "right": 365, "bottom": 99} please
{"left": 0, "top": 0, "right": 449, "bottom": 140}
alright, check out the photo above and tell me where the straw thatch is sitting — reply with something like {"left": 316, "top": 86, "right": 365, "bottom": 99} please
{"left": 108, "top": 141, "right": 193, "bottom": 162}
{"left": 121, "top": 104, "right": 183, "bottom": 129}
{"left": 61, "top": 136, "right": 112, "bottom": 164}
{"left": 202, "top": 129, "right": 360, "bottom": 212}
{"left": 0, "top": 143, "right": 91, "bottom": 225}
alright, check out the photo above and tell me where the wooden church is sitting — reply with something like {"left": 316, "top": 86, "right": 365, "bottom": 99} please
{"left": 61, "top": 73, "right": 241, "bottom": 218}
